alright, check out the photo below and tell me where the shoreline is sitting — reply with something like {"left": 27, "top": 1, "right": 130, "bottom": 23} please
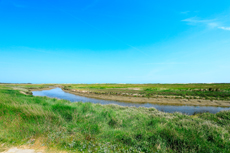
{"left": 30, "top": 87, "right": 55, "bottom": 91}
{"left": 62, "top": 89, "right": 230, "bottom": 107}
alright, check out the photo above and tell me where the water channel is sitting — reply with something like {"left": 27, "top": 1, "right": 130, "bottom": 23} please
{"left": 32, "top": 88, "right": 230, "bottom": 115}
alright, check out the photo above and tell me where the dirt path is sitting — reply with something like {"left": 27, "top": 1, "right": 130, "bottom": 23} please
{"left": 2, "top": 147, "right": 42, "bottom": 153}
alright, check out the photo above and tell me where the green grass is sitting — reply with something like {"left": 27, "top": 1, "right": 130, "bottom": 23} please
{"left": 142, "top": 88, "right": 230, "bottom": 100}
{"left": 0, "top": 85, "right": 230, "bottom": 152}
{"left": 4, "top": 83, "right": 229, "bottom": 100}
{"left": 62, "top": 83, "right": 230, "bottom": 90}
{"left": 61, "top": 83, "right": 230, "bottom": 100}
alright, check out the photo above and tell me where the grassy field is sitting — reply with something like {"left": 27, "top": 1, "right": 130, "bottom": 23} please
{"left": 0, "top": 84, "right": 230, "bottom": 152}
{"left": 61, "top": 83, "right": 230, "bottom": 100}
{"left": 3, "top": 83, "right": 230, "bottom": 100}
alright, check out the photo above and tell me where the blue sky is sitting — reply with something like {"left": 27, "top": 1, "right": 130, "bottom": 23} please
{"left": 0, "top": 0, "right": 230, "bottom": 83}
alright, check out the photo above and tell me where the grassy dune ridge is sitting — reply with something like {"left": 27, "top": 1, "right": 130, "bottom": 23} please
{"left": 0, "top": 84, "right": 230, "bottom": 152}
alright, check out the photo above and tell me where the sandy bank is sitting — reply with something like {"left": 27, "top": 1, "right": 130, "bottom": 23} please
{"left": 29, "top": 88, "right": 55, "bottom": 91}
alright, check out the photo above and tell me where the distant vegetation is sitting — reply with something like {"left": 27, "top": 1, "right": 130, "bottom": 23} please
{"left": 61, "top": 83, "right": 230, "bottom": 100}
{"left": 0, "top": 84, "right": 230, "bottom": 152}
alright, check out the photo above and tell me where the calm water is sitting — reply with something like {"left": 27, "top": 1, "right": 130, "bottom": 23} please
{"left": 32, "top": 88, "right": 230, "bottom": 115}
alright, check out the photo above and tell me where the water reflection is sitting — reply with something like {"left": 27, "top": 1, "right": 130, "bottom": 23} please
{"left": 32, "top": 88, "right": 230, "bottom": 115}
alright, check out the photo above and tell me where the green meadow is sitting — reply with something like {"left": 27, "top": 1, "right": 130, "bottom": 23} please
{"left": 4, "top": 83, "right": 230, "bottom": 100}
{"left": 0, "top": 84, "right": 230, "bottom": 152}
{"left": 62, "top": 83, "right": 230, "bottom": 100}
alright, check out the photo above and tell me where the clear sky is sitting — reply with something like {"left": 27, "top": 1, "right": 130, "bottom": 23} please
{"left": 0, "top": 0, "right": 230, "bottom": 83}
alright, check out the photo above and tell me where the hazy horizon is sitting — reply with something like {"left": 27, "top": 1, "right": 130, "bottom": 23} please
{"left": 1, "top": 82, "right": 230, "bottom": 84}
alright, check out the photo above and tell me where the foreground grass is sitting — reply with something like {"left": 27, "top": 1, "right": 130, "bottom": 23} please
{"left": 0, "top": 86, "right": 230, "bottom": 152}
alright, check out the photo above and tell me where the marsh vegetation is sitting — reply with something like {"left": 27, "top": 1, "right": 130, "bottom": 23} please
{"left": 32, "top": 87, "right": 230, "bottom": 115}
{"left": 62, "top": 83, "right": 230, "bottom": 101}
{"left": 0, "top": 84, "right": 230, "bottom": 152}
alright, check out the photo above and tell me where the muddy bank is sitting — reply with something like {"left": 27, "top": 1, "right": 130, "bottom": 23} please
{"left": 29, "top": 87, "right": 55, "bottom": 91}
{"left": 63, "top": 89, "right": 230, "bottom": 107}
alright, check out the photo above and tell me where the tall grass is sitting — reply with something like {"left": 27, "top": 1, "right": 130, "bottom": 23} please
{"left": 0, "top": 86, "right": 230, "bottom": 152}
